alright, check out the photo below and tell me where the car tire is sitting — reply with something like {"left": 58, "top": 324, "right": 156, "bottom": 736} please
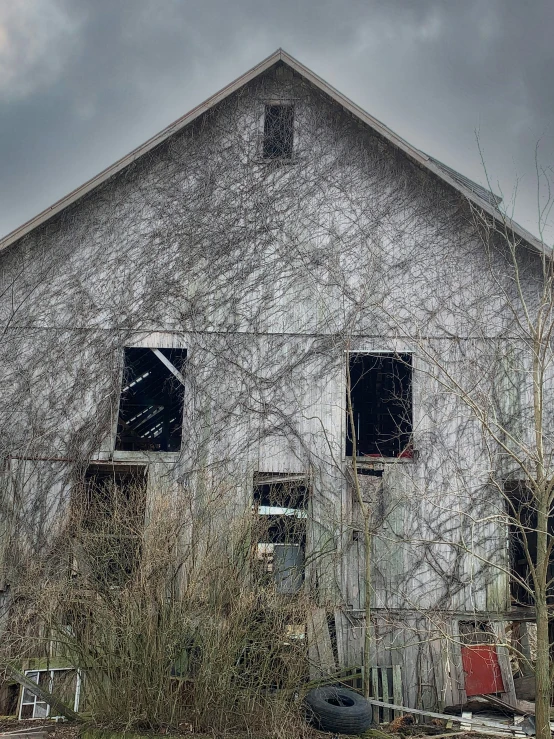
{"left": 305, "top": 686, "right": 373, "bottom": 734}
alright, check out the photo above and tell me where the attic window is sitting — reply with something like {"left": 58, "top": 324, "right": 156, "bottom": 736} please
{"left": 346, "top": 353, "right": 412, "bottom": 459}
{"left": 263, "top": 104, "right": 294, "bottom": 159}
{"left": 116, "top": 347, "right": 186, "bottom": 452}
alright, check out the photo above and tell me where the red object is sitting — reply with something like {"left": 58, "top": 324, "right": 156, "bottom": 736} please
{"left": 461, "top": 644, "right": 505, "bottom": 696}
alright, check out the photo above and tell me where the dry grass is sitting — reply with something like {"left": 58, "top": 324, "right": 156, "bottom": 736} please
{"left": 1, "top": 483, "right": 317, "bottom": 738}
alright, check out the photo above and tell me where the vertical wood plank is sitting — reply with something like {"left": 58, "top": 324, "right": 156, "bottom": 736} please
{"left": 401, "top": 619, "right": 419, "bottom": 709}
{"left": 420, "top": 633, "right": 437, "bottom": 710}
{"left": 382, "top": 667, "right": 391, "bottom": 723}
{"left": 515, "top": 621, "right": 534, "bottom": 676}
{"left": 307, "top": 609, "right": 335, "bottom": 678}
{"left": 372, "top": 668, "right": 380, "bottom": 724}
{"left": 429, "top": 634, "right": 449, "bottom": 711}
{"left": 392, "top": 665, "right": 402, "bottom": 717}
{"left": 491, "top": 622, "right": 518, "bottom": 707}
{"left": 449, "top": 619, "right": 467, "bottom": 707}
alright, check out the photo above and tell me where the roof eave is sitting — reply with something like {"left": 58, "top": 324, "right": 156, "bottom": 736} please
{"left": 279, "top": 50, "right": 547, "bottom": 255}
{"left": 0, "top": 49, "right": 284, "bottom": 253}
{"left": 0, "top": 47, "right": 547, "bottom": 258}
{"left": 423, "top": 158, "right": 548, "bottom": 256}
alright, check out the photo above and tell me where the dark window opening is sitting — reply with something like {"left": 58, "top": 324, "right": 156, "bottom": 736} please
{"left": 263, "top": 104, "right": 294, "bottom": 159}
{"left": 346, "top": 353, "right": 412, "bottom": 458}
{"left": 356, "top": 468, "right": 383, "bottom": 477}
{"left": 72, "top": 464, "right": 147, "bottom": 586}
{"left": 458, "top": 620, "right": 495, "bottom": 644}
{"left": 253, "top": 474, "right": 307, "bottom": 594}
{"left": 0, "top": 682, "right": 19, "bottom": 717}
{"left": 116, "top": 347, "right": 186, "bottom": 452}
{"left": 506, "top": 482, "right": 554, "bottom": 607}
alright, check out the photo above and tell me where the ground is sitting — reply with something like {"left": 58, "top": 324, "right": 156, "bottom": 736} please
{"left": 0, "top": 717, "right": 511, "bottom": 739}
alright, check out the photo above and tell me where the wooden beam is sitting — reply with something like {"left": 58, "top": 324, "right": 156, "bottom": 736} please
{"left": 490, "top": 622, "right": 517, "bottom": 707}
{"left": 150, "top": 349, "right": 185, "bottom": 386}
{"left": 307, "top": 609, "right": 336, "bottom": 678}
{"left": 367, "top": 699, "right": 522, "bottom": 733}
{"left": 255, "top": 474, "right": 306, "bottom": 485}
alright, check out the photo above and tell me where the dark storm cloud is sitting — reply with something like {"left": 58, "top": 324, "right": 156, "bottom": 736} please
{"left": 1, "top": 0, "right": 553, "bottom": 239}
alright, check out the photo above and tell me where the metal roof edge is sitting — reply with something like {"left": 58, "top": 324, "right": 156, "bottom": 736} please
{"left": 280, "top": 50, "right": 547, "bottom": 256}
{"left": 0, "top": 47, "right": 547, "bottom": 257}
{"left": 423, "top": 158, "right": 548, "bottom": 255}
{"left": 278, "top": 50, "right": 429, "bottom": 167}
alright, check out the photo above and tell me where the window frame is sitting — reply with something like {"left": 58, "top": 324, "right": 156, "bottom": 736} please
{"left": 114, "top": 346, "right": 187, "bottom": 455}
{"left": 259, "top": 101, "right": 297, "bottom": 162}
{"left": 71, "top": 463, "right": 148, "bottom": 586}
{"left": 344, "top": 350, "right": 414, "bottom": 462}
{"left": 19, "top": 668, "right": 82, "bottom": 719}
{"left": 252, "top": 472, "right": 309, "bottom": 594}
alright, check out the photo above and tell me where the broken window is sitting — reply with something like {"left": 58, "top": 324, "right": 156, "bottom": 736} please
{"left": 72, "top": 464, "right": 147, "bottom": 586}
{"left": 262, "top": 104, "right": 294, "bottom": 159}
{"left": 19, "top": 669, "right": 81, "bottom": 719}
{"left": 253, "top": 474, "right": 307, "bottom": 594}
{"left": 506, "top": 481, "right": 554, "bottom": 607}
{"left": 509, "top": 621, "right": 536, "bottom": 679}
{"left": 346, "top": 353, "right": 412, "bottom": 458}
{"left": 458, "top": 620, "right": 496, "bottom": 644}
{"left": 116, "top": 347, "right": 186, "bottom": 452}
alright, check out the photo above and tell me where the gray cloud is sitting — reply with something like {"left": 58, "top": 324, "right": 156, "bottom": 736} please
{"left": 1, "top": 0, "right": 553, "bottom": 240}
{"left": 0, "top": 0, "right": 82, "bottom": 101}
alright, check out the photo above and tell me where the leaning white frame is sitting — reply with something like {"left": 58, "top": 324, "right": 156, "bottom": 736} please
{"left": 18, "top": 667, "right": 82, "bottom": 719}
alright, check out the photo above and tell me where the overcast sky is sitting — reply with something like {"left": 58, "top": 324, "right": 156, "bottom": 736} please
{"left": 1, "top": 0, "right": 553, "bottom": 241}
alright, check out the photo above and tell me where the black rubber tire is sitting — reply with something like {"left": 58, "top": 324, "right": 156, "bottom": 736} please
{"left": 305, "top": 686, "right": 373, "bottom": 735}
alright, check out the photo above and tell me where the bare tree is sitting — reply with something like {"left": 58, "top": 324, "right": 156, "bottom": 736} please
{"left": 387, "top": 152, "right": 554, "bottom": 737}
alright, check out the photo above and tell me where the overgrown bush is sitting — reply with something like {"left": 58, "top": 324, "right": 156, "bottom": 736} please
{"left": 1, "top": 479, "right": 314, "bottom": 736}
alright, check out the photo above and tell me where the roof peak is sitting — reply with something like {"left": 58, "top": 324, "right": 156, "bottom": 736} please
{"left": 0, "top": 48, "right": 541, "bottom": 255}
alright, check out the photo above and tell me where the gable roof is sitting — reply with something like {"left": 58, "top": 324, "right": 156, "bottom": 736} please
{"left": 0, "top": 48, "right": 545, "bottom": 255}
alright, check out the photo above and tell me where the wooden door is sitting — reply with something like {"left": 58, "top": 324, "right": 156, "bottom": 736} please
{"left": 461, "top": 644, "right": 505, "bottom": 696}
